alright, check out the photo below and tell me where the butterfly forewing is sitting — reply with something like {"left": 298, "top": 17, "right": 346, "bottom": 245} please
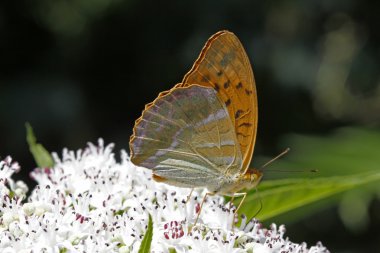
{"left": 179, "top": 31, "right": 257, "bottom": 173}
{"left": 130, "top": 85, "right": 242, "bottom": 189}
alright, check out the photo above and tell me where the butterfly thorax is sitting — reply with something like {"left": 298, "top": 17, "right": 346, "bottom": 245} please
{"left": 210, "top": 168, "right": 263, "bottom": 196}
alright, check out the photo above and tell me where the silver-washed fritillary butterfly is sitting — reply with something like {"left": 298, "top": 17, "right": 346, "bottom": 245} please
{"left": 129, "top": 31, "right": 262, "bottom": 222}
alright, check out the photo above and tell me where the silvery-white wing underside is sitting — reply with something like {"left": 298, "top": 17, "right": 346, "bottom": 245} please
{"left": 130, "top": 84, "right": 243, "bottom": 189}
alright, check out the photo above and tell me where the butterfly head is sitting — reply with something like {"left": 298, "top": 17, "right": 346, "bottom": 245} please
{"left": 245, "top": 169, "right": 263, "bottom": 188}
{"left": 239, "top": 168, "right": 263, "bottom": 191}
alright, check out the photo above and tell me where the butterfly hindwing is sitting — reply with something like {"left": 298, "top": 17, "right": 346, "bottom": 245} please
{"left": 130, "top": 85, "right": 243, "bottom": 188}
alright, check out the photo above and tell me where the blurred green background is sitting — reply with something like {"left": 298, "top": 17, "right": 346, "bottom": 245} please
{"left": 1, "top": 0, "right": 379, "bottom": 252}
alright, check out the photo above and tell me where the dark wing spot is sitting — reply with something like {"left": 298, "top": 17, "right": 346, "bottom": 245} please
{"left": 245, "top": 89, "right": 253, "bottom": 95}
{"left": 225, "top": 99, "right": 231, "bottom": 107}
{"left": 236, "top": 132, "right": 250, "bottom": 138}
{"left": 236, "top": 82, "right": 243, "bottom": 89}
{"left": 217, "top": 70, "right": 223, "bottom": 76}
{"left": 223, "top": 80, "right": 230, "bottom": 89}
{"left": 214, "top": 83, "right": 220, "bottom": 91}
{"left": 238, "top": 122, "right": 252, "bottom": 128}
{"left": 235, "top": 109, "right": 243, "bottom": 119}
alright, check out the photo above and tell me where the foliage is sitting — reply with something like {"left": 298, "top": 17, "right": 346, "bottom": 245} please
{"left": 25, "top": 122, "right": 54, "bottom": 168}
{"left": 138, "top": 214, "right": 153, "bottom": 253}
{"left": 237, "top": 127, "right": 380, "bottom": 225}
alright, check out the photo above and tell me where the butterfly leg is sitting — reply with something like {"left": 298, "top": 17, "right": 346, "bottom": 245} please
{"left": 229, "top": 195, "right": 235, "bottom": 210}
{"left": 192, "top": 192, "right": 215, "bottom": 230}
{"left": 185, "top": 188, "right": 194, "bottom": 204}
{"left": 229, "top": 192, "right": 247, "bottom": 228}
{"left": 233, "top": 192, "right": 247, "bottom": 214}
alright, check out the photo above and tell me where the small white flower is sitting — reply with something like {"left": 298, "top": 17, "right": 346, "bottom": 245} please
{"left": 0, "top": 140, "right": 330, "bottom": 253}
{"left": 22, "top": 202, "right": 35, "bottom": 216}
{"left": 13, "top": 180, "right": 28, "bottom": 198}
{"left": 8, "top": 221, "right": 23, "bottom": 238}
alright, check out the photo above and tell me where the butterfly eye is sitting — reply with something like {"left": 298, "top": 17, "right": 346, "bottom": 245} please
{"left": 250, "top": 170, "right": 263, "bottom": 183}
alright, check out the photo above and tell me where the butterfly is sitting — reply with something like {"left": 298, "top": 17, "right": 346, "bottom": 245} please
{"left": 129, "top": 30, "right": 262, "bottom": 223}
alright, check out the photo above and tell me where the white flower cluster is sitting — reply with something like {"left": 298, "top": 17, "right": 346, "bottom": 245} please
{"left": 0, "top": 140, "right": 329, "bottom": 252}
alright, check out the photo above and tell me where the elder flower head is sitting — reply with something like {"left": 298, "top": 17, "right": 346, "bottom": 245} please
{"left": 0, "top": 140, "right": 330, "bottom": 252}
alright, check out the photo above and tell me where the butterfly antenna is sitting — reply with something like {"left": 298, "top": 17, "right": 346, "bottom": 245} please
{"left": 265, "top": 168, "right": 318, "bottom": 173}
{"left": 260, "top": 148, "right": 318, "bottom": 173}
{"left": 259, "top": 148, "right": 290, "bottom": 170}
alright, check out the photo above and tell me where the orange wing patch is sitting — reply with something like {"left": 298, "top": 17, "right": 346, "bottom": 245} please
{"left": 152, "top": 174, "right": 168, "bottom": 182}
{"left": 178, "top": 31, "right": 257, "bottom": 173}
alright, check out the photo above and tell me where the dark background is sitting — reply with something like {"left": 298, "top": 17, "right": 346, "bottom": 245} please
{"left": 1, "top": 0, "right": 379, "bottom": 252}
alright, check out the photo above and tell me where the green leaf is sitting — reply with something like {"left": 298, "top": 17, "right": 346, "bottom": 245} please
{"left": 237, "top": 127, "right": 380, "bottom": 222}
{"left": 59, "top": 248, "right": 68, "bottom": 253}
{"left": 25, "top": 122, "right": 54, "bottom": 168}
{"left": 262, "top": 127, "right": 380, "bottom": 179}
{"left": 138, "top": 214, "right": 153, "bottom": 253}
{"left": 168, "top": 248, "right": 177, "bottom": 253}
{"left": 239, "top": 171, "right": 380, "bottom": 221}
